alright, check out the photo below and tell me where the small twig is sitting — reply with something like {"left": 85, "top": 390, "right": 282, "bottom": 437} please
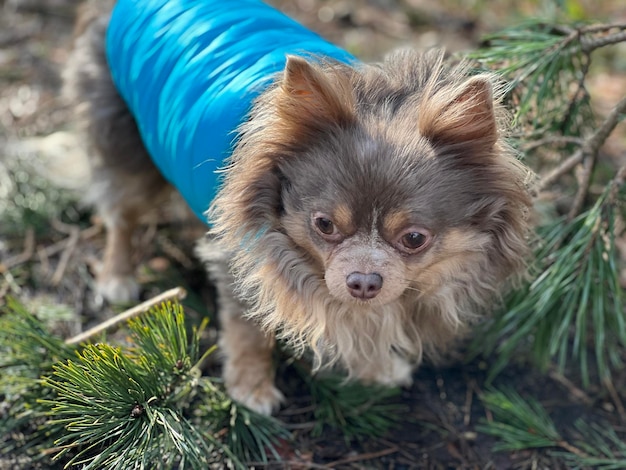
{"left": 245, "top": 460, "right": 329, "bottom": 469}
{"left": 0, "top": 224, "right": 102, "bottom": 275}
{"left": 539, "top": 95, "right": 626, "bottom": 191}
{"left": 557, "top": 439, "right": 590, "bottom": 459}
{"left": 581, "top": 30, "right": 626, "bottom": 53}
{"left": 0, "top": 227, "right": 35, "bottom": 273}
{"left": 325, "top": 446, "right": 399, "bottom": 467}
{"left": 521, "top": 136, "right": 584, "bottom": 152}
{"left": 548, "top": 368, "right": 593, "bottom": 405}
{"left": 608, "top": 163, "right": 626, "bottom": 203}
{"left": 65, "top": 287, "right": 187, "bottom": 345}
{"left": 464, "top": 381, "right": 474, "bottom": 426}
{"left": 50, "top": 218, "right": 79, "bottom": 235}
{"left": 157, "top": 233, "right": 195, "bottom": 269}
{"left": 50, "top": 227, "right": 80, "bottom": 285}
{"left": 37, "top": 245, "right": 51, "bottom": 276}
{"left": 282, "top": 421, "right": 317, "bottom": 430}
{"left": 538, "top": 147, "right": 584, "bottom": 191}
{"left": 604, "top": 377, "right": 626, "bottom": 421}
{"left": 0, "top": 271, "right": 22, "bottom": 298}
{"left": 43, "top": 224, "right": 102, "bottom": 258}
{"left": 567, "top": 152, "right": 595, "bottom": 220}
{"left": 579, "top": 23, "right": 626, "bottom": 34}
{"left": 560, "top": 52, "right": 591, "bottom": 135}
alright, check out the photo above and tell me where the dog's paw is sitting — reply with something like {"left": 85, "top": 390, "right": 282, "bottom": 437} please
{"left": 228, "top": 380, "right": 284, "bottom": 416}
{"left": 359, "top": 355, "right": 414, "bottom": 387}
{"left": 386, "top": 355, "right": 414, "bottom": 387}
{"left": 96, "top": 275, "right": 140, "bottom": 304}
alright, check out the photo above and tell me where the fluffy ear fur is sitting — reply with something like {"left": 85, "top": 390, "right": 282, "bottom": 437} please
{"left": 418, "top": 75, "right": 498, "bottom": 152}
{"left": 209, "top": 57, "right": 355, "bottom": 237}
{"left": 277, "top": 55, "right": 355, "bottom": 140}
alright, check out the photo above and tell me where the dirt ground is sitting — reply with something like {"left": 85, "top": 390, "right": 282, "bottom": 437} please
{"left": 1, "top": 0, "right": 626, "bottom": 469}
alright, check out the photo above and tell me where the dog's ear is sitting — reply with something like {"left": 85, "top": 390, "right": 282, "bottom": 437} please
{"left": 418, "top": 76, "right": 498, "bottom": 152}
{"left": 279, "top": 55, "right": 354, "bottom": 132}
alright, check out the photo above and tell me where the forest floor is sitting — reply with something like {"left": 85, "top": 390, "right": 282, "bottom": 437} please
{"left": 1, "top": 0, "right": 626, "bottom": 468}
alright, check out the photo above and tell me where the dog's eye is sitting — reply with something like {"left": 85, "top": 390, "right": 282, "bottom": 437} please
{"left": 315, "top": 217, "right": 335, "bottom": 235}
{"left": 312, "top": 213, "right": 342, "bottom": 241}
{"left": 397, "top": 228, "right": 432, "bottom": 254}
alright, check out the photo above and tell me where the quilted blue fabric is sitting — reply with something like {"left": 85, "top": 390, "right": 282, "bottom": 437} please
{"left": 106, "top": 0, "right": 356, "bottom": 222}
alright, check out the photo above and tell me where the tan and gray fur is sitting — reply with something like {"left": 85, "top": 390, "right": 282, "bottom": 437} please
{"left": 65, "top": 1, "right": 532, "bottom": 415}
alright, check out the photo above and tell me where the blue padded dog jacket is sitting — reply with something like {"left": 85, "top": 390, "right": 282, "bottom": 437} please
{"left": 106, "top": 0, "right": 356, "bottom": 222}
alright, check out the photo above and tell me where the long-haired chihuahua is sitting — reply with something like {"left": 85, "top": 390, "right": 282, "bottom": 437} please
{"left": 64, "top": 0, "right": 532, "bottom": 414}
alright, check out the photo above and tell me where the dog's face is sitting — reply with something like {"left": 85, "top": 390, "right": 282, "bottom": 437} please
{"left": 210, "top": 50, "right": 531, "bottom": 373}
{"left": 278, "top": 118, "right": 497, "bottom": 307}
{"left": 271, "top": 53, "right": 525, "bottom": 309}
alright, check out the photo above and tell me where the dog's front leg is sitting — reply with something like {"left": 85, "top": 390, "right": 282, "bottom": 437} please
{"left": 196, "top": 238, "right": 283, "bottom": 415}
{"left": 96, "top": 209, "right": 141, "bottom": 304}
{"left": 219, "top": 307, "right": 284, "bottom": 415}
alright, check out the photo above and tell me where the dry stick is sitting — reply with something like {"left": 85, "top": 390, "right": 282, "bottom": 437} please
{"left": 245, "top": 460, "right": 329, "bottom": 469}
{"left": 157, "top": 233, "right": 195, "bottom": 269}
{"left": 538, "top": 95, "right": 626, "bottom": 192}
{"left": 552, "top": 23, "right": 626, "bottom": 37}
{"left": 604, "top": 377, "right": 626, "bottom": 421}
{"left": 325, "top": 446, "right": 399, "bottom": 468}
{"left": 50, "top": 227, "right": 80, "bottom": 285}
{"left": 582, "top": 30, "right": 626, "bottom": 53}
{"left": 548, "top": 368, "right": 593, "bottom": 405}
{"left": 567, "top": 95, "right": 626, "bottom": 219}
{"left": 44, "top": 224, "right": 102, "bottom": 258}
{"left": 65, "top": 286, "right": 187, "bottom": 345}
{"left": 609, "top": 163, "right": 626, "bottom": 202}
{"left": 557, "top": 439, "right": 590, "bottom": 459}
{"left": 521, "top": 136, "right": 583, "bottom": 152}
{"left": 567, "top": 153, "right": 595, "bottom": 220}
{"left": 0, "top": 224, "right": 102, "bottom": 274}
{"left": 463, "top": 381, "right": 474, "bottom": 427}
{"left": 0, "top": 227, "right": 35, "bottom": 273}
{"left": 579, "top": 23, "right": 626, "bottom": 34}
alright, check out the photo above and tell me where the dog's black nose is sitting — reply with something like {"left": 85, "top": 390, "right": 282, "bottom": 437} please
{"left": 346, "top": 272, "right": 383, "bottom": 299}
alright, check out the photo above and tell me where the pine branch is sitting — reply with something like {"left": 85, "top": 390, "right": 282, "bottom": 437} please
{"left": 475, "top": 181, "right": 625, "bottom": 387}
{"left": 470, "top": 20, "right": 594, "bottom": 134}
{"left": 469, "top": 14, "right": 626, "bottom": 388}
{"left": 581, "top": 30, "right": 626, "bottom": 52}
{"left": 539, "top": 95, "right": 626, "bottom": 192}
{"left": 0, "top": 300, "right": 290, "bottom": 468}
{"left": 0, "top": 299, "right": 77, "bottom": 460}
{"left": 303, "top": 370, "right": 404, "bottom": 441}
{"left": 65, "top": 286, "right": 187, "bottom": 345}
{"left": 477, "top": 388, "right": 567, "bottom": 452}
{"left": 556, "top": 420, "right": 626, "bottom": 469}
{"left": 479, "top": 389, "right": 626, "bottom": 468}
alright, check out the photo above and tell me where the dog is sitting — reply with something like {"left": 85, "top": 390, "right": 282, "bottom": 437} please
{"left": 64, "top": 0, "right": 532, "bottom": 415}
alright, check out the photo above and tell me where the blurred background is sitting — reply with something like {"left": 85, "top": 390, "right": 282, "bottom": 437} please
{"left": 1, "top": 1, "right": 625, "bottom": 469}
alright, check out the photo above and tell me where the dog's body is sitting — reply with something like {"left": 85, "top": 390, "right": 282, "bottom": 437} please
{"left": 65, "top": 0, "right": 532, "bottom": 414}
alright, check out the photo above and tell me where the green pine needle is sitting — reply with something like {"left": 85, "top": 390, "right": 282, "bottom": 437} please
{"left": 32, "top": 301, "right": 288, "bottom": 469}
{"left": 479, "top": 390, "right": 626, "bottom": 467}
{"left": 306, "top": 372, "right": 404, "bottom": 441}
{"left": 469, "top": 20, "right": 594, "bottom": 136}
{"left": 0, "top": 298, "right": 77, "bottom": 458}
{"left": 554, "top": 419, "right": 626, "bottom": 469}
{"left": 226, "top": 401, "right": 290, "bottom": 463}
{"left": 39, "top": 302, "right": 222, "bottom": 469}
{"left": 478, "top": 388, "right": 561, "bottom": 452}
{"left": 476, "top": 186, "right": 625, "bottom": 387}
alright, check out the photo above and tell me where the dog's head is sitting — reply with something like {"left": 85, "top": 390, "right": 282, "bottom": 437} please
{"left": 210, "top": 49, "right": 532, "bottom": 369}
